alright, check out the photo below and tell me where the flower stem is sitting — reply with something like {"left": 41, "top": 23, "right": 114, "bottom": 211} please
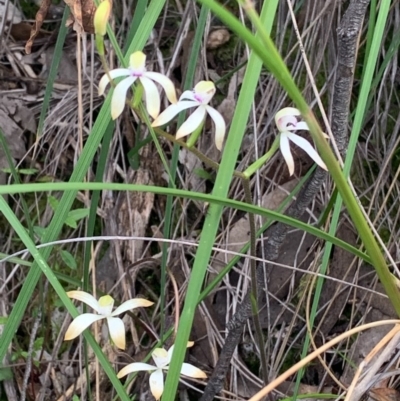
{"left": 186, "top": 121, "right": 205, "bottom": 148}
{"left": 243, "top": 137, "right": 280, "bottom": 178}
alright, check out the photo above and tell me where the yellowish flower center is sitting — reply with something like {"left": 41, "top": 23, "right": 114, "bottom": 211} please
{"left": 98, "top": 295, "right": 114, "bottom": 307}
{"left": 130, "top": 51, "right": 146, "bottom": 71}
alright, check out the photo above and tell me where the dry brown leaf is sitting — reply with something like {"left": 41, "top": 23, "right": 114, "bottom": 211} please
{"left": 277, "top": 382, "right": 334, "bottom": 401}
{"left": 179, "top": 148, "right": 206, "bottom": 197}
{"left": 206, "top": 28, "right": 230, "bottom": 49}
{"left": 0, "top": 97, "right": 32, "bottom": 146}
{"left": 209, "top": 180, "right": 299, "bottom": 282}
{"left": 12, "top": 22, "right": 43, "bottom": 41}
{"left": 0, "top": 97, "right": 29, "bottom": 186}
{"left": 0, "top": 100, "right": 27, "bottom": 201}
{"left": 25, "top": 0, "right": 51, "bottom": 54}
{"left": 57, "top": 343, "right": 116, "bottom": 400}
{"left": 63, "top": 0, "right": 96, "bottom": 34}
{"left": 25, "top": 0, "right": 96, "bottom": 54}
{"left": 370, "top": 388, "right": 400, "bottom": 401}
{"left": 40, "top": 46, "right": 78, "bottom": 82}
{"left": 217, "top": 54, "right": 246, "bottom": 123}
{"left": 341, "top": 325, "right": 395, "bottom": 386}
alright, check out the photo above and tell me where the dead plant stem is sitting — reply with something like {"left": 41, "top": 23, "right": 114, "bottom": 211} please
{"left": 248, "top": 321, "right": 400, "bottom": 401}
{"left": 241, "top": 176, "right": 268, "bottom": 384}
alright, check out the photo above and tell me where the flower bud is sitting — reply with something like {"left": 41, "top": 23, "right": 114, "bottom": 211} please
{"left": 94, "top": 0, "right": 111, "bottom": 36}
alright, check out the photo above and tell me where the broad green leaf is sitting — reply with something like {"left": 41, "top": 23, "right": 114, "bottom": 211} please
{"left": 47, "top": 195, "right": 59, "bottom": 211}
{"left": 67, "top": 208, "right": 90, "bottom": 222}
{"left": 60, "top": 250, "right": 77, "bottom": 270}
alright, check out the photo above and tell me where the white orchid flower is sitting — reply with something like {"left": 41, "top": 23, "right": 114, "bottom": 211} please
{"left": 275, "top": 107, "right": 327, "bottom": 176}
{"left": 117, "top": 342, "right": 207, "bottom": 400}
{"left": 152, "top": 80, "right": 226, "bottom": 151}
{"left": 64, "top": 291, "right": 153, "bottom": 350}
{"left": 98, "top": 51, "right": 177, "bottom": 120}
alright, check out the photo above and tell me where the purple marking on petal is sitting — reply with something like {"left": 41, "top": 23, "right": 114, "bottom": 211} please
{"left": 128, "top": 68, "right": 144, "bottom": 78}
{"left": 194, "top": 94, "right": 204, "bottom": 103}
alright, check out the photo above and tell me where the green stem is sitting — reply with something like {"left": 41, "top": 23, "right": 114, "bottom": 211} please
{"left": 243, "top": 137, "right": 280, "bottom": 178}
{"left": 95, "top": 34, "right": 105, "bottom": 56}
{"left": 186, "top": 120, "right": 205, "bottom": 148}
{"left": 137, "top": 105, "right": 176, "bottom": 186}
{"left": 151, "top": 126, "right": 251, "bottom": 180}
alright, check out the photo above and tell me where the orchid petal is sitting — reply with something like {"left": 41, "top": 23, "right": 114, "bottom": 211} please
{"left": 280, "top": 133, "right": 295, "bottom": 176}
{"left": 152, "top": 347, "right": 169, "bottom": 368}
{"left": 179, "top": 90, "right": 197, "bottom": 102}
{"left": 179, "top": 83, "right": 215, "bottom": 103}
{"left": 176, "top": 106, "right": 206, "bottom": 139}
{"left": 290, "top": 121, "right": 309, "bottom": 131}
{"left": 275, "top": 107, "right": 301, "bottom": 122}
{"left": 149, "top": 369, "right": 164, "bottom": 400}
{"left": 205, "top": 105, "right": 226, "bottom": 150}
{"left": 166, "top": 344, "right": 175, "bottom": 364}
{"left": 106, "top": 316, "right": 126, "bottom": 349}
{"left": 112, "top": 298, "right": 153, "bottom": 316}
{"left": 287, "top": 133, "right": 327, "bottom": 170}
{"left": 276, "top": 114, "right": 298, "bottom": 132}
{"left": 117, "top": 363, "right": 157, "bottom": 378}
{"left": 145, "top": 72, "right": 178, "bottom": 104}
{"left": 194, "top": 81, "right": 215, "bottom": 92}
{"left": 193, "top": 81, "right": 216, "bottom": 104}
{"left": 166, "top": 341, "right": 194, "bottom": 364}
{"left": 64, "top": 313, "right": 104, "bottom": 340}
{"left": 151, "top": 102, "right": 197, "bottom": 127}
{"left": 111, "top": 76, "right": 136, "bottom": 120}
{"left": 129, "top": 51, "right": 146, "bottom": 70}
{"left": 98, "top": 69, "right": 130, "bottom": 95}
{"left": 67, "top": 291, "right": 100, "bottom": 312}
{"left": 180, "top": 363, "right": 207, "bottom": 378}
{"left": 140, "top": 76, "right": 161, "bottom": 119}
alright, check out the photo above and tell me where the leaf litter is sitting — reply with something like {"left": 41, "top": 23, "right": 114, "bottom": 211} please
{"left": 1, "top": 0, "right": 400, "bottom": 400}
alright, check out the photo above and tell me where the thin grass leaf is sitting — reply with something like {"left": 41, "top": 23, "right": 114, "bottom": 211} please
{"left": 36, "top": 7, "right": 70, "bottom": 137}
{"left": 123, "top": 0, "right": 148, "bottom": 53}
{"left": 159, "top": 4, "right": 210, "bottom": 337}
{"left": 0, "top": 127, "right": 34, "bottom": 239}
{"left": 0, "top": 181, "right": 370, "bottom": 262}
{"left": 0, "top": 0, "right": 167, "bottom": 389}
{"left": 162, "top": 2, "right": 280, "bottom": 399}
{"left": 293, "top": 2, "right": 395, "bottom": 397}
{"left": 0, "top": 196, "right": 131, "bottom": 400}
{"left": 196, "top": 0, "right": 400, "bottom": 319}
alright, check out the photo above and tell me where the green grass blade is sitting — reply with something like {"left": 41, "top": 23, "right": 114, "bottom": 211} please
{"left": 293, "top": 1, "right": 393, "bottom": 395}
{"left": 159, "top": 3, "right": 209, "bottom": 337}
{"left": 0, "top": 1, "right": 172, "bottom": 394}
{"left": 0, "top": 182, "right": 371, "bottom": 262}
{"left": 0, "top": 0, "right": 166, "bottom": 374}
{"left": 162, "top": 2, "right": 280, "bottom": 399}
{"left": 36, "top": 7, "right": 70, "bottom": 137}
{"left": 123, "top": 0, "right": 149, "bottom": 53}
{"left": 0, "top": 102, "right": 113, "bottom": 363}
{"left": 0, "top": 128, "right": 34, "bottom": 238}
{"left": 0, "top": 196, "right": 131, "bottom": 400}
{"left": 197, "top": 0, "right": 400, "bottom": 317}
{"left": 83, "top": 122, "right": 115, "bottom": 291}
